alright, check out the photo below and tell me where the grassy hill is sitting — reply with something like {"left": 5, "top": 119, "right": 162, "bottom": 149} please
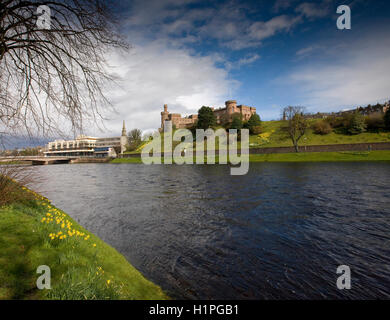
{"left": 249, "top": 120, "right": 390, "bottom": 148}
{"left": 0, "top": 185, "right": 168, "bottom": 300}
{"left": 124, "top": 120, "right": 390, "bottom": 155}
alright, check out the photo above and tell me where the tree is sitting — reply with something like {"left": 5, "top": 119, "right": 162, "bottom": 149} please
{"left": 347, "top": 112, "right": 366, "bottom": 135}
{"left": 246, "top": 113, "right": 261, "bottom": 134}
{"left": 196, "top": 106, "right": 216, "bottom": 130}
{"left": 385, "top": 108, "right": 390, "bottom": 131}
{"left": 230, "top": 114, "right": 243, "bottom": 130}
{"left": 0, "top": 1, "right": 128, "bottom": 140}
{"left": 127, "top": 129, "right": 142, "bottom": 151}
{"left": 282, "top": 106, "right": 308, "bottom": 152}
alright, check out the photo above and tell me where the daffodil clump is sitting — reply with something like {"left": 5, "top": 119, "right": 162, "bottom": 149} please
{"left": 0, "top": 181, "right": 168, "bottom": 300}
{"left": 33, "top": 197, "right": 126, "bottom": 299}
{"left": 257, "top": 129, "right": 275, "bottom": 144}
{"left": 39, "top": 202, "right": 97, "bottom": 248}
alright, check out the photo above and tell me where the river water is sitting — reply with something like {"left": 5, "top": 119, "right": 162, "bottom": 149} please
{"left": 31, "top": 162, "right": 390, "bottom": 299}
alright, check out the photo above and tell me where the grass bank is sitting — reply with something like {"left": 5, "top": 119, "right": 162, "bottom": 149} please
{"left": 0, "top": 185, "right": 168, "bottom": 300}
{"left": 112, "top": 151, "right": 390, "bottom": 164}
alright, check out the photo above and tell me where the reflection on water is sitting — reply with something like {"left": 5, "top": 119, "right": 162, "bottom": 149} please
{"left": 31, "top": 162, "right": 390, "bottom": 299}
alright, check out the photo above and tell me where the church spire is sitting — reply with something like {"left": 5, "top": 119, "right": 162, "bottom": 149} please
{"left": 122, "top": 120, "right": 126, "bottom": 136}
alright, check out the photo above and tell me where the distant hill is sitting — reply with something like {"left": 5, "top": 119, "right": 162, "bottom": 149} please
{"left": 0, "top": 135, "right": 50, "bottom": 150}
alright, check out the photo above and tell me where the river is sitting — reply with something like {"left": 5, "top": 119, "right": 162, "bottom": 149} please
{"left": 30, "top": 162, "right": 390, "bottom": 299}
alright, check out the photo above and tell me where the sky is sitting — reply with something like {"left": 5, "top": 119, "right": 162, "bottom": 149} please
{"left": 95, "top": 0, "right": 390, "bottom": 136}
{"left": 5, "top": 0, "right": 390, "bottom": 145}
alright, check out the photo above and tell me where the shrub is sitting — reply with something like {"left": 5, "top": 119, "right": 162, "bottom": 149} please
{"left": 312, "top": 120, "right": 333, "bottom": 135}
{"left": 230, "top": 114, "right": 243, "bottom": 130}
{"left": 324, "top": 115, "right": 344, "bottom": 128}
{"left": 365, "top": 113, "right": 385, "bottom": 131}
{"left": 251, "top": 125, "right": 262, "bottom": 135}
{"left": 385, "top": 108, "right": 390, "bottom": 131}
{"left": 341, "top": 113, "right": 354, "bottom": 128}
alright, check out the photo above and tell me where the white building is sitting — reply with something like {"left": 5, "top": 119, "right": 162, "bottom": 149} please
{"left": 44, "top": 121, "right": 128, "bottom": 158}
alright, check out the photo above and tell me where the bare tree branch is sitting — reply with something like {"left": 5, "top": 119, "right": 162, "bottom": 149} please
{"left": 0, "top": 0, "right": 129, "bottom": 143}
{"left": 282, "top": 106, "right": 308, "bottom": 152}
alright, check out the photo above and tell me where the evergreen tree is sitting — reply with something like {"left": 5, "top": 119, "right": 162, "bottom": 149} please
{"left": 246, "top": 113, "right": 262, "bottom": 134}
{"left": 347, "top": 112, "right": 367, "bottom": 135}
{"left": 196, "top": 106, "right": 216, "bottom": 129}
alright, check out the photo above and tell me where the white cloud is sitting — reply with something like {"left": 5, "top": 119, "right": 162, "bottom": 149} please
{"left": 124, "top": 0, "right": 307, "bottom": 50}
{"left": 249, "top": 15, "right": 302, "bottom": 41}
{"left": 237, "top": 54, "right": 261, "bottom": 67}
{"left": 295, "top": 1, "right": 331, "bottom": 19}
{"left": 273, "top": 0, "right": 297, "bottom": 12}
{"left": 284, "top": 31, "right": 390, "bottom": 112}
{"left": 295, "top": 45, "right": 323, "bottom": 58}
{"left": 95, "top": 42, "right": 238, "bottom": 135}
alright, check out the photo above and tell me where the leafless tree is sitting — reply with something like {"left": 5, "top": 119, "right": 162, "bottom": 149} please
{"left": 127, "top": 128, "right": 142, "bottom": 151}
{"left": 282, "top": 106, "right": 308, "bottom": 152}
{"left": 0, "top": 0, "right": 129, "bottom": 143}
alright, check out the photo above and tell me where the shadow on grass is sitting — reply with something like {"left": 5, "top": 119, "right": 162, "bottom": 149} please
{"left": 0, "top": 207, "right": 42, "bottom": 299}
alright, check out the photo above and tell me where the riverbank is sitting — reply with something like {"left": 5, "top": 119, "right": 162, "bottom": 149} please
{"left": 111, "top": 150, "right": 390, "bottom": 164}
{"left": 249, "top": 150, "right": 390, "bottom": 162}
{"left": 0, "top": 184, "right": 168, "bottom": 300}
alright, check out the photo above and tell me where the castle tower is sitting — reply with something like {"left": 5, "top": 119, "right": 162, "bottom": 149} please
{"left": 225, "top": 100, "right": 237, "bottom": 115}
{"left": 161, "top": 104, "right": 169, "bottom": 130}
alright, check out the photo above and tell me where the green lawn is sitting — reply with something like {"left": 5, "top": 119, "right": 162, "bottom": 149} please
{"left": 111, "top": 151, "right": 390, "bottom": 164}
{"left": 0, "top": 186, "right": 168, "bottom": 300}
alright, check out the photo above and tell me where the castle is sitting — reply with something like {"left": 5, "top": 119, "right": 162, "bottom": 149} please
{"left": 160, "top": 100, "right": 256, "bottom": 130}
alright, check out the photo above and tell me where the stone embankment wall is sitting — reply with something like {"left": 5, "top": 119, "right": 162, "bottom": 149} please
{"left": 249, "top": 142, "right": 390, "bottom": 154}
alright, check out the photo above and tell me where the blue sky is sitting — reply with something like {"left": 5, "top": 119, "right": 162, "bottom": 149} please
{"left": 3, "top": 0, "right": 389, "bottom": 149}
{"left": 7, "top": 0, "right": 390, "bottom": 146}
{"left": 98, "top": 0, "right": 390, "bottom": 133}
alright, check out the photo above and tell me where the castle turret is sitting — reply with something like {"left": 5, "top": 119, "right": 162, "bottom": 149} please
{"left": 161, "top": 104, "right": 169, "bottom": 130}
{"left": 225, "top": 100, "right": 237, "bottom": 115}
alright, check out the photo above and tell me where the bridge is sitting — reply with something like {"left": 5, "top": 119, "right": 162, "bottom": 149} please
{"left": 0, "top": 156, "right": 75, "bottom": 165}
{"left": 0, "top": 156, "right": 112, "bottom": 165}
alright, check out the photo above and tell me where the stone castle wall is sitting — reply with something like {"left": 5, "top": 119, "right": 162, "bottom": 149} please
{"left": 160, "top": 100, "right": 256, "bottom": 130}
